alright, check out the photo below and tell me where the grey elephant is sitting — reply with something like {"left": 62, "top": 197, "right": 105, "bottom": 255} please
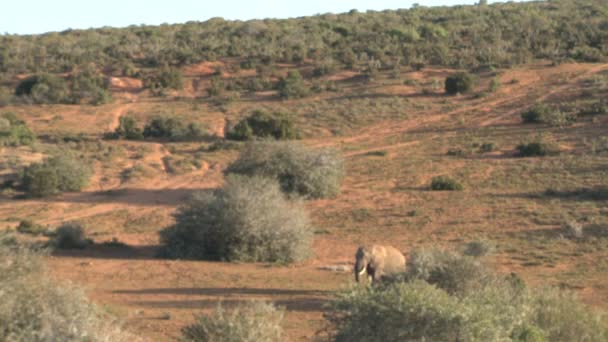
{"left": 354, "top": 245, "right": 406, "bottom": 283}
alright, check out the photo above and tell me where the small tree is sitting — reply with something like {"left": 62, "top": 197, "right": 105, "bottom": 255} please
{"left": 114, "top": 115, "right": 143, "bottom": 140}
{"left": 445, "top": 72, "right": 475, "bottom": 94}
{"left": 277, "top": 70, "right": 308, "bottom": 99}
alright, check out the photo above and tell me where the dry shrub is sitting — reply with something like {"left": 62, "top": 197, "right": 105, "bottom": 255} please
{"left": 160, "top": 175, "right": 313, "bottom": 263}
{"left": 326, "top": 248, "right": 608, "bottom": 342}
{"left": 0, "top": 244, "right": 129, "bottom": 341}
{"left": 181, "top": 301, "right": 284, "bottom": 342}
{"left": 226, "top": 141, "right": 343, "bottom": 199}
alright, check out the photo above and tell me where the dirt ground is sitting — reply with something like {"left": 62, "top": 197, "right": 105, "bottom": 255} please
{"left": 2, "top": 61, "right": 608, "bottom": 340}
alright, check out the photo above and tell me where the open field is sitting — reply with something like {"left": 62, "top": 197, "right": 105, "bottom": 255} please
{"left": 1, "top": 59, "right": 608, "bottom": 340}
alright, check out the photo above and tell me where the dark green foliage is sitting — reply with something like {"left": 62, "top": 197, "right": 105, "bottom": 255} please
{"left": 113, "top": 115, "right": 143, "bottom": 140}
{"left": 445, "top": 72, "right": 475, "bottom": 94}
{"left": 517, "top": 142, "right": 558, "bottom": 157}
{"left": 159, "top": 175, "right": 313, "bottom": 263}
{"left": 143, "top": 115, "right": 206, "bottom": 141}
{"left": 225, "top": 141, "right": 343, "bottom": 199}
{"left": 521, "top": 103, "right": 551, "bottom": 123}
{"left": 226, "top": 111, "right": 298, "bottom": 141}
{"left": 15, "top": 74, "right": 70, "bottom": 104}
{"left": 53, "top": 222, "right": 91, "bottom": 249}
{"left": 21, "top": 154, "right": 92, "bottom": 197}
{"left": 430, "top": 176, "right": 463, "bottom": 191}
{"left": 181, "top": 302, "right": 284, "bottom": 342}
{"left": 277, "top": 70, "right": 308, "bottom": 99}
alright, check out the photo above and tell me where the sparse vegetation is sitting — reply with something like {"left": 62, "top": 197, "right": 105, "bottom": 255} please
{"left": 159, "top": 175, "right": 313, "bottom": 263}
{"left": 181, "top": 301, "right": 284, "bottom": 342}
{"left": 226, "top": 141, "right": 343, "bottom": 199}
{"left": 16, "top": 219, "right": 48, "bottom": 236}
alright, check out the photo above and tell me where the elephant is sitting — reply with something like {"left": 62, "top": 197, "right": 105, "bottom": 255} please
{"left": 354, "top": 244, "right": 406, "bottom": 283}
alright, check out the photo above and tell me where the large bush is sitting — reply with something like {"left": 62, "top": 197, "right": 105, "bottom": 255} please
{"left": 226, "top": 110, "right": 298, "bottom": 141}
{"left": 0, "top": 244, "right": 127, "bottom": 341}
{"left": 326, "top": 248, "right": 608, "bottom": 342}
{"left": 181, "top": 301, "right": 284, "bottom": 342}
{"left": 159, "top": 175, "right": 313, "bottom": 263}
{"left": 143, "top": 115, "right": 206, "bottom": 141}
{"left": 113, "top": 115, "right": 143, "bottom": 140}
{"left": 277, "top": 70, "right": 308, "bottom": 99}
{"left": 445, "top": 72, "right": 475, "bottom": 94}
{"left": 226, "top": 141, "right": 343, "bottom": 199}
{"left": 21, "top": 154, "right": 92, "bottom": 197}
{"left": 15, "top": 74, "right": 70, "bottom": 104}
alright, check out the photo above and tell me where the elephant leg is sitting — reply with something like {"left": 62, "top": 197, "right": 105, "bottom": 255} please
{"left": 367, "top": 265, "right": 375, "bottom": 283}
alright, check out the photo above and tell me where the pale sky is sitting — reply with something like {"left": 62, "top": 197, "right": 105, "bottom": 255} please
{"left": 2, "top": 0, "right": 521, "bottom": 35}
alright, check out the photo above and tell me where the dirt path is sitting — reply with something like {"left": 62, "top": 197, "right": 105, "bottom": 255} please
{"left": 107, "top": 103, "right": 134, "bottom": 132}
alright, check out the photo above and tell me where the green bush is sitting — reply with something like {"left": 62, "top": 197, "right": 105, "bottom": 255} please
{"left": 445, "top": 72, "right": 475, "bottom": 94}
{"left": 226, "top": 110, "right": 298, "bottom": 141}
{"left": 158, "top": 67, "right": 184, "bottom": 90}
{"left": 521, "top": 103, "right": 551, "bottom": 124}
{"left": 70, "top": 69, "right": 112, "bottom": 105}
{"left": 143, "top": 115, "right": 206, "bottom": 141}
{"left": 21, "top": 154, "right": 92, "bottom": 197}
{"left": 405, "top": 248, "right": 494, "bottom": 296}
{"left": 181, "top": 301, "right": 284, "bottom": 342}
{"left": 159, "top": 175, "right": 313, "bottom": 263}
{"left": 517, "top": 142, "right": 558, "bottom": 157}
{"left": 277, "top": 70, "right": 308, "bottom": 99}
{"left": 53, "top": 222, "right": 91, "bottom": 249}
{"left": 15, "top": 74, "right": 70, "bottom": 104}
{"left": 225, "top": 141, "right": 343, "bottom": 199}
{"left": 326, "top": 248, "right": 608, "bottom": 342}
{"left": 113, "top": 115, "right": 143, "bottom": 140}
{"left": 0, "top": 244, "right": 127, "bottom": 341}
{"left": 0, "top": 116, "right": 36, "bottom": 147}
{"left": 430, "top": 176, "right": 463, "bottom": 191}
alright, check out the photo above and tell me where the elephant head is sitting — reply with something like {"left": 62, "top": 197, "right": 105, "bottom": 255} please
{"left": 354, "top": 245, "right": 406, "bottom": 283}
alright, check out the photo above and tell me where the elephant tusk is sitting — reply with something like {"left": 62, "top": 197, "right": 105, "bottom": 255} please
{"left": 358, "top": 267, "right": 367, "bottom": 276}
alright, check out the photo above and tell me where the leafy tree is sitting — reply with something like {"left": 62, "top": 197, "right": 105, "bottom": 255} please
{"left": 277, "top": 70, "right": 308, "bottom": 99}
